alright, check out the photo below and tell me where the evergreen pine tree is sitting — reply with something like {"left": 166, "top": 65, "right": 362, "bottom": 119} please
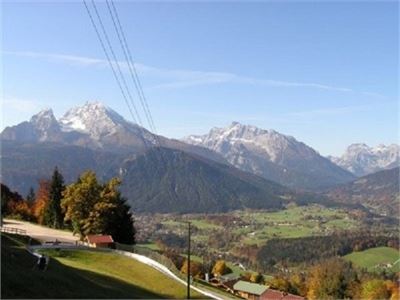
{"left": 95, "top": 178, "right": 136, "bottom": 244}
{"left": 26, "top": 187, "right": 36, "bottom": 205}
{"left": 109, "top": 197, "right": 136, "bottom": 245}
{"left": 44, "top": 167, "right": 65, "bottom": 228}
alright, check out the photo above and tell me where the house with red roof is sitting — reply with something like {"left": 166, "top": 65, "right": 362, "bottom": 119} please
{"left": 85, "top": 234, "right": 114, "bottom": 248}
{"left": 260, "top": 289, "right": 305, "bottom": 300}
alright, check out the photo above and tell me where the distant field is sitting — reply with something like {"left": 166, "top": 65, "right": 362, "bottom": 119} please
{"left": 2, "top": 233, "right": 203, "bottom": 299}
{"left": 181, "top": 253, "right": 203, "bottom": 263}
{"left": 228, "top": 205, "right": 357, "bottom": 245}
{"left": 156, "top": 205, "right": 361, "bottom": 247}
{"left": 226, "top": 262, "right": 244, "bottom": 275}
{"left": 136, "top": 204, "right": 370, "bottom": 281}
{"left": 344, "top": 247, "right": 400, "bottom": 272}
{"left": 190, "top": 219, "right": 222, "bottom": 230}
{"left": 136, "top": 242, "right": 161, "bottom": 251}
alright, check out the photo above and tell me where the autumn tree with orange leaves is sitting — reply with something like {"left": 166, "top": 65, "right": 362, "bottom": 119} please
{"left": 32, "top": 180, "right": 50, "bottom": 225}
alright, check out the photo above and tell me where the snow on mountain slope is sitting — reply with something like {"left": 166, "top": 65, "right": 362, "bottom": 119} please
{"left": 183, "top": 122, "right": 355, "bottom": 190}
{"left": 0, "top": 102, "right": 227, "bottom": 164}
{"left": 185, "top": 122, "right": 315, "bottom": 164}
{"left": 1, "top": 108, "right": 63, "bottom": 142}
{"left": 329, "top": 143, "right": 400, "bottom": 176}
{"left": 60, "top": 102, "right": 125, "bottom": 136}
{"left": 1, "top": 101, "right": 154, "bottom": 151}
{"left": 31, "top": 108, "right": 65, "bottom": 141}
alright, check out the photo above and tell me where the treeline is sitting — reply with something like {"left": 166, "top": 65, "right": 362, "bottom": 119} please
{"left": 1, "top": 168, "right": 135, "bottom": 244}
{"left": 1, "top": 184, "right": 32, "bottom": 221}
{"left": 269, "top": 257, "right": 399, "bottom": 300}
{"left": 257, "top": 231, "right": 399, "bottom": 271}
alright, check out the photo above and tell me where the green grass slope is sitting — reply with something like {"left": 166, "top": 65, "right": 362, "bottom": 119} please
{"left": 344, "top": 246, "right": 400, "bottom": 272}
{"left": 1, "top": 234, "right": 203, "bottom": 299}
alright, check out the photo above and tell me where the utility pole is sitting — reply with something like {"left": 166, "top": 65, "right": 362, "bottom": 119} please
{"left": 187, "top": 221, "right": 191, "bottom": 299}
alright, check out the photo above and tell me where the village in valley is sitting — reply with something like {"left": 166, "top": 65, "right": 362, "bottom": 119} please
{"left": 2, "top": 163, "right": 399, "bottom": 299}
{"left": 1, "top": 0, "right": 399, "bottom": 299}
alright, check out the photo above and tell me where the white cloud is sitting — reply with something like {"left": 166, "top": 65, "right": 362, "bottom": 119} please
{"left": 228, "top": 77, "right": 353, "bottom": 92}
{"left": 284, "top": 104, "right": 373, "bottom": 119}
{"left": 3, "top": 51, "right": 103, "bottom": 66}
{"left": 3, "top": 50, "right": 380, "bottom": 95}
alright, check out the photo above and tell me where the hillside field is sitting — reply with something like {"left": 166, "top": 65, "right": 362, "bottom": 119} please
{"left": 344, "top": 246, "right": 400, "bottom": 272}
{"left": 1, "top": 233, "right": 203, "bottom": 299}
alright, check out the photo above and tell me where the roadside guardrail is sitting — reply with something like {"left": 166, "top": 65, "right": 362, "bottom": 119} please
{"left": 0, "top": 226, "right": 27, "bottom": 235}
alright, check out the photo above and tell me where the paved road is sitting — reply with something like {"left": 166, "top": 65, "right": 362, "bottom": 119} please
{"left": 3, "top": 219, "right": 79, "bottom": 243}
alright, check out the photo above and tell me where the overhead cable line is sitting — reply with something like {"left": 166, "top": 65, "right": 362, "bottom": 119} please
{"left": 106, "top": 0, "right": 158, "bottom": 136}
{"left": 84, "top": 0, "right": 151, "bottom": 149}
{"left": 83, "top": 1, "right": 170, "bottom": 177}
{"left": 89, "top": 0, "right": 144, "bottom": 128}
{"left": 83, "top": 5, "right": 187, "bottom": 283}
{"left": 98, "top": 0, "right": 176, "bottom": 195}
{"left": 105, "top": 0, "right": 162, "bottom": 149}
{"left": 82, "top": 0, "right": 138, "bottom": 127}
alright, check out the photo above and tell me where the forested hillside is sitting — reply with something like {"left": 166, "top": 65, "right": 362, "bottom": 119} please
{"left": 121, "top": 147, "right": 292, "bottom": 213}
{"left": 325, "top": 167, "right": 400, "bottom": 216}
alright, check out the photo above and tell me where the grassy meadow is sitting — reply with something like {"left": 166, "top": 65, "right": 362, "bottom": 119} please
{"left": 344, "top": 246, "right": 400, "bottom": 273}
{"left": 153, "top": 205, "right": 361, "bottom": 248}
{"left": 1, "top": 233, "right": 204, "bottom": 299}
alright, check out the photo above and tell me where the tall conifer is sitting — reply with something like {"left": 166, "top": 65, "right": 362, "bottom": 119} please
{"left": 44, "top": 167, "right": 65, "bottom": 228}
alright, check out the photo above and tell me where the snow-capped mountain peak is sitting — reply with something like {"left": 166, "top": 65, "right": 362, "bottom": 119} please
{"left": 1, "top": 101, "right": 156, "bottom": 151}
{"left": 59, "top": 101, "right": 128, "bottom": 139}
{"left": 329, "top": 143, "right": 400, "bottom": 176}
{"left": 184, "top": 122, "right": 304, "bottom": 164}
{"left": 183, "top": 122, "right": 354, "bottom": 189}
{"left": 30, "top": 108, "right": 57, "bottom": 125}
{"left": 29, "top": 108, "right": 61, "bottom": 141}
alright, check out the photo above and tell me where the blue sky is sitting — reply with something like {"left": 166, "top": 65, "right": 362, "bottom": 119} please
{"left": 1, "top": 1, "right": 398, "bottom": 156}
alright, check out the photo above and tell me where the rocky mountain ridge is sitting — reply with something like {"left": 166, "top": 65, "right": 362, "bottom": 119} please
{"left": 329, "top": 143, "right": 400, "bottom": 176}
{"left": 183, "top": 122, "right": 355, "bottom": 190}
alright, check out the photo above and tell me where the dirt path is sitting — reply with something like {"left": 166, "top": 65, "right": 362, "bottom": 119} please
{"left": 3, "top": 219, "right": 79, "bottom": 243}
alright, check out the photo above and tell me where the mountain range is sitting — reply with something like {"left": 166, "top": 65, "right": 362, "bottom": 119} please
{"left": 328, "top": 143, "right": 400, "bottom": 177}
{"left": 1, "top": 102, "right": 153, "bottom": 151}
{"left": 1, "top": 102, "right": 226, "bottom": 161}
{"left": 183, "top": 122, "right": 355, "bottom": 190}
{"left": 1, "top": 101, "right": 398, "bottom": 214}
